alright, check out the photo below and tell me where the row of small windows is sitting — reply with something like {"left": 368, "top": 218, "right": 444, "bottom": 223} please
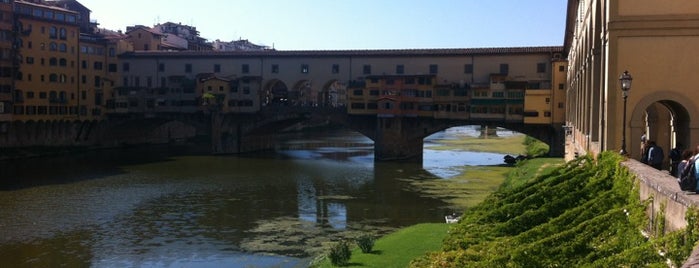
{"left": 349, "top": 102, "right": 527, "bottom": 114}
{"left": 130, "top": 62, "right": 549, "bottom": 75}
{"left": 13, "top": 106, "right": 93, "bottom": 116}
{"left": 25, "top": 56, "right": 117, "bottom": 73}
{"left": 204, "top": 85, "right": 252, "bottom": 95}
{"left": 14, "top": 5, "right": 78, "bottom": 24}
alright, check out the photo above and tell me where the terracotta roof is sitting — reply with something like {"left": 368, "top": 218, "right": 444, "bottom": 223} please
{"left": 120, "top": 46, "right": 564, "bottom": 58}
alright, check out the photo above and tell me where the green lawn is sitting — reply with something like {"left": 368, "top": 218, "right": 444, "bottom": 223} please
{"left": 314, "top": 223, "right": 450, "bottom": 268}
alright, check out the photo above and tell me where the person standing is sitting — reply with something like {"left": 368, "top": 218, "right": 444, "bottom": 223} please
{"left": 677, "top": 150, "right": 694, "bottom": 180}
{"left": 670, "top": 144, "right": 683, "bottom": 176}
{"left": 640, "top": 132, "right": 648, "bottom": 159}
{"left": 647, "top": 141, "right": 664, "bottom": 170}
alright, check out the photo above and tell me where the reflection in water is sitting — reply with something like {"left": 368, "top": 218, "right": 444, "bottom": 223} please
{"left": 0, "top": 126, "right": 507, "bottom": 267}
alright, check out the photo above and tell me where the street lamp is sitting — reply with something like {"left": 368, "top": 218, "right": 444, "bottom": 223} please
{"left": 619, "top": 70, "right": 633, "bottom": 155}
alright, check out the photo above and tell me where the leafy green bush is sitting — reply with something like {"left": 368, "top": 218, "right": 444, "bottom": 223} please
{"left": 356, "top": 234, "right": 376, "bottom": 253}
{"left": 329, "top": 240, "right": 351, "bottom": 266}
{"left": 524, "top": 136, "right": 549, "bottom": 157}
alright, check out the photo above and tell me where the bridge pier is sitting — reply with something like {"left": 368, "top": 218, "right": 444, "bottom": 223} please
{"left": 374, "top": 117, "right": 425, "bottom": 162}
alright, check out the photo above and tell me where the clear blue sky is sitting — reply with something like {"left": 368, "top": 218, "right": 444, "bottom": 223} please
{"left": 78, "top": 0, "right": 567, "bottom": 50}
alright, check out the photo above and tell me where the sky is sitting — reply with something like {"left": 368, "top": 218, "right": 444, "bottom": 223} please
{"left": 77, "top": 0, "right": 568, "bottom": 50}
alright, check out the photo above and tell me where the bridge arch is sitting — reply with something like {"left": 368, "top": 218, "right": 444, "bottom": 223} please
{"left": 263, "top": 79, "right": 289, "bottom": 106}
{"left": 319, "top": 80, "right": 346, "bottom": 107}
{"left": 630, "top": 91, "right": 697, "bottom": 164}
{"left": 290, "top": 80, "right": 314, "bottom": 106}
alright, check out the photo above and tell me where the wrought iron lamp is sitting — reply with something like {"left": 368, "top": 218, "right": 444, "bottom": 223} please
{"left": 619, "top": 70, "right": 633, "bottom": 155}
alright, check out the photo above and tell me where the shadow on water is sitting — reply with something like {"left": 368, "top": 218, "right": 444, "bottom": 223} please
{"left": 0, "top": 144, "right": 209, "bottom": 191}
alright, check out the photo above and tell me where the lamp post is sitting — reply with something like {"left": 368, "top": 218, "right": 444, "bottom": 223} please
{"left": 619, "top": 70, "right": 633, "bottom": 155}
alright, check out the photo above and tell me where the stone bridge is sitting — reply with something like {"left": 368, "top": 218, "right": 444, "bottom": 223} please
{"left": 0, "top": 106, "right": 560, "bottom": 162}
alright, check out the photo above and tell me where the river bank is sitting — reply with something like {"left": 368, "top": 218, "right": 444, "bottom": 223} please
{"left": 312, "top": 131, "right": 564, "bottom": 267}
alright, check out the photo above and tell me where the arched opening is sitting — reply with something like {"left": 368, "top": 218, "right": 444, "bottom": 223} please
{"left": 319, "top": 80, "right": 346, "bottom": 107}
{"left": 291, "top": 80, "right": 313, "bottom": 106}
{"left": 263, "top": 79, "right": 288, "bottom": 106}
{"left": 637, "top": 100, "right": 690, "bottom": 173}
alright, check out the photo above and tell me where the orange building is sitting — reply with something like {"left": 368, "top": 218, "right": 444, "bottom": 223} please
{"left": 13, "top": 0, "right": 82, "bottom": 121}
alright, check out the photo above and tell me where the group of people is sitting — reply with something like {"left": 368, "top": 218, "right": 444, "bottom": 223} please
{"left": 640, "top": 133, "right": 699, "bottom": 193}
{"left": 639, "top": 132, "right": 688, "bottom": 175}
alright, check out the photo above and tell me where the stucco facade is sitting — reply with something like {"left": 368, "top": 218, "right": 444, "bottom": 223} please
{"left": 564, "top": 0, "right": 699, "bottom": 163}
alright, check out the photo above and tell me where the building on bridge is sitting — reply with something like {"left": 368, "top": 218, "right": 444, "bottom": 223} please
{"left": 564, "top": 0, "right": 699, "bottom": 165}
{"left": 117, "top": 47, "right": 566, "bottom": 127}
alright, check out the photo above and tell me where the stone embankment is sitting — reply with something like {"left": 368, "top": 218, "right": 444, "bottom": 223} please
{"left": 623, "top": 159, "right": 699, "bottom": 267}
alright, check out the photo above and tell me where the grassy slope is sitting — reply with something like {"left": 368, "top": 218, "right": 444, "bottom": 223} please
{"left": 410, "top": 152, "right": 699, "bottom": 267}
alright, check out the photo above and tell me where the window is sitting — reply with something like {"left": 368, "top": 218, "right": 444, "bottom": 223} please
{"left": 185, "top": 63, "right": 192, "bottom": 73}
{"left": 331, "top": 64, "right": 339, "bottom": 74}
{"left": 59, "top": 58, "right": 67, "bottom": 66}
{"left": 242, "top": 64, "right": 249, "bottom": 74}
{"left": 94, "top": 76, "right": 101, "bottom": 87}
{"left": 500, "top": 64, "right": 509, "bottom": 75}
{"left": 59, "top": 28, "right": 66, "bottom": 40}
{"left": 396, "top": 64, "right": 404, "bottom": 74}
{"left": 109, "top": 48, "right": 116, "bottom": 57}
{"left": 81, "top": 60, "right": 87, "bottom": 69}
{"left": 429, "top": 64, "right": 438, "bottom": 74}
{"left": 545, "top": 97, "right": 551, "bottom": 103}
{"left": 362, "top": 65, "right": 371, "bottom": 75}
{"left": 93, "top": 62, "right": 103, "bottom": 70}
{"left": 559, "top": 65, "right": 565, "bottom": 72}
{"left": 537, "top": 63, "right": 546, "bottom": 73}
{"left": 49, "top": 58, "right": 57, "bottom": 66}
{"left": 49, "top": 26, "right": 57, "bottom": 39}
{"left": 301, "top": 64, "right": 309, "bottom": 73}
{"left": 544, "top": 111, "right": 552, "bottom": 117}
{"left": 558, "top": 102, "right": 564, "bottom": 109}
{"left": 123, "top": 63, "right": 130, "bottom": 72}
{"left": 158, "top": 63, "right": 165, "bottom": 72}
{"left": 558, "top": 83, "right": 565, "bottom": 90}
{"left": 214, "top": 64, "right": 221, "bottom": 73}
{"left": 271, "top": 64, "right": 279, "bottom": 73}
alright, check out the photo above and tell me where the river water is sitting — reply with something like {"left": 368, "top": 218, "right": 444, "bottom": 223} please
{"left": 0, "top": 126, "right": 513, "bottom": 267}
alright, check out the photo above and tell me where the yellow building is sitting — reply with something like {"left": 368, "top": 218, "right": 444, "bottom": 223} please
{"left": 564, "top": 0, "right": 699, "bottom": 162}
{"left": 13, "top": 0, "right": 81, "bottom": 121}
{"left": 523, "top": 60, "right": 567, "bottom": 125}
{"left": 0, "top": 0, "right": 14, "bottom": 123}
{"left": 197, "top": 74, "right": 261, "bottom": 114}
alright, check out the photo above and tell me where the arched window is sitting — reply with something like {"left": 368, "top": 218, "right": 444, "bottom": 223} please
{"left": 49, "top": 27, "right": 57, "bottom": 39}
{"left": 59, "top": 58, "right": 67, "bottom": 66}
{"left": 49, "top": 73, "right": 57, "bottom": 82}
{"left": 49, "top": 57, "right": 57, "bottom": 66}
{"left": 58, "top": 43, "right": 67, "bottom": 52}
{"left": 49, "top": 42, "right": 57, "bottom": 51}
{"left": 59, "top": 74, "right": 67, "bottom": 83}
{"left": 59, "top": 28, "right": 67, "bottom": 40}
